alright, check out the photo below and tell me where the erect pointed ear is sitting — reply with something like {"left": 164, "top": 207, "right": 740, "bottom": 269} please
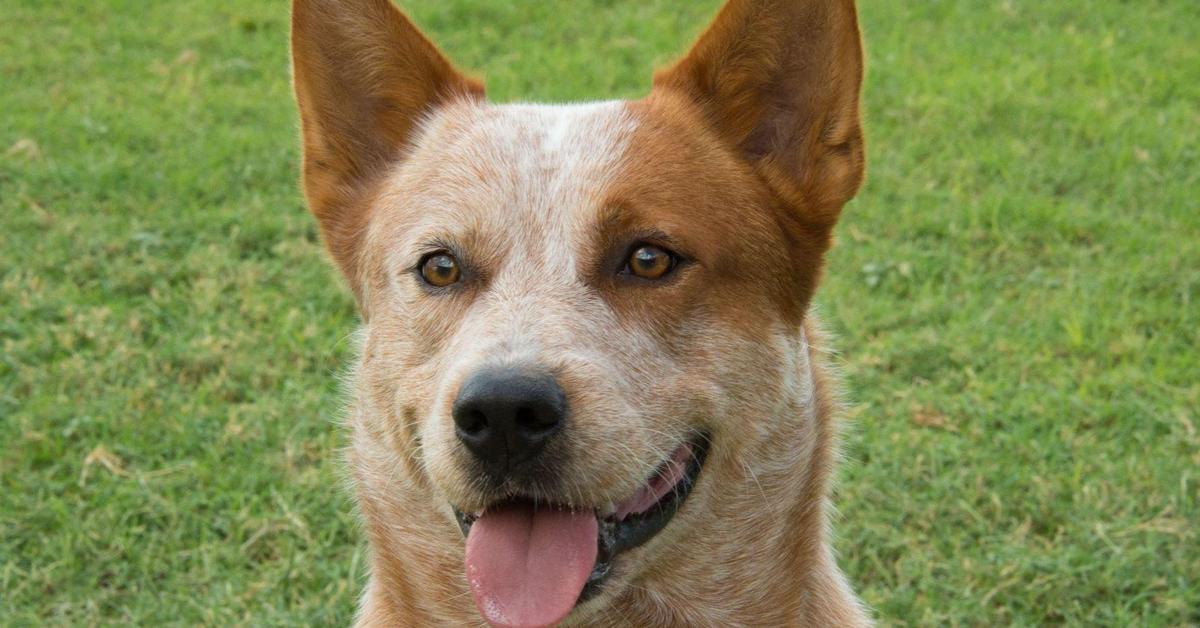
{"left": 291, "top": 0, "right": 483, "bottom": 288}
{"left": 653, "top": 0, "right": 864, "bottom": 226}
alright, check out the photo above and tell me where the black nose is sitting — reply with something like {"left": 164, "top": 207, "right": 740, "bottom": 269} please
{"left": 452, "top": 369, "right": 567, "bottom": 477}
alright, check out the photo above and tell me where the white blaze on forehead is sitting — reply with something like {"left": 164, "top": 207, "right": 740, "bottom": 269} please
{"left": 369, "top": 100, "right": 642, "bottom": 368}
{"left": 479, "top": 101, "right": 635, "bottom": 266}
{"left": 375, "top": 100, "right": 638, "bottom": 277}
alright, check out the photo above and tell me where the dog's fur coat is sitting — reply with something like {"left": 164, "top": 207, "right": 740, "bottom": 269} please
{"left": 290, "top": 0, "right": 869, "bottom": 624}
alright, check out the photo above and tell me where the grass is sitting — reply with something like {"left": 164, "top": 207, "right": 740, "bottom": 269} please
{"left": 1, "top": 0, "right": 1196, "bottom": 624}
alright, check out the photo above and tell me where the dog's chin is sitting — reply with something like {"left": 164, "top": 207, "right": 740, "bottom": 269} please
{"left": 450, "top": 434, "right": 710, "bottom": 623}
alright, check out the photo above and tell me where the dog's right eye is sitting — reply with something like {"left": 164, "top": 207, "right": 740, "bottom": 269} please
{"left": 419, "top": 251, "right": 461, "bottom": 288}
{"left": 624, "top": 244, "right": 678, "bottom": 281}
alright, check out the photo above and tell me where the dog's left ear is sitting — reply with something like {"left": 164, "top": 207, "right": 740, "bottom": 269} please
{"left": 291, "top": 0, "right": 484, "bottom": 296}
{"left": 654, "top": 0, "right": 865, "bottom": 227}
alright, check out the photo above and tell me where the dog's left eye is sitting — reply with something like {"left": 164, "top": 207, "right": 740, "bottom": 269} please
{"left": 625, "top": 244, "right": 678, "bottom": 280}
{"left": 419, "top": 251, "right": 462, "bottom": 287}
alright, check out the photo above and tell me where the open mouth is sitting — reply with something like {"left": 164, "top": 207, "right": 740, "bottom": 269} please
{"left": 453, "top": 435, "right": 709, "bottom": 628}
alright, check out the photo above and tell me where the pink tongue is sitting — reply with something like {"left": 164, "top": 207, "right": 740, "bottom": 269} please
{"left": 465, "top": 503, "right": 598, "bottom": 628}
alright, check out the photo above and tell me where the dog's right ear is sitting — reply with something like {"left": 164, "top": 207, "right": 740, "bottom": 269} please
{"left": 291, "top": 0, "right": 483, "bottom": 290}
{"left": 653, "top": 0, "right": 864, "bottom": 227}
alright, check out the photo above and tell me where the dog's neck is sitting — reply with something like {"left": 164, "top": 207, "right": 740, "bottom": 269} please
{"left": 349, "top": 317, "right": 867, "bottom": 626}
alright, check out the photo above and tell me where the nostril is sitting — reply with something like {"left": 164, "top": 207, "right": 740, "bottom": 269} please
{"left": 458, "top": 409, "right": 488, "bottom": 437}
{"left": 515, "top": 405, "right": 557, "bottom": 434}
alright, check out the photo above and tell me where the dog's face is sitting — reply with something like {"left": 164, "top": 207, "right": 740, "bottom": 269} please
{"left": 365, "top": 98, "right": 809, "bottom": 510}
{"left": 292, "top": 0, "right": 863, "bottom": 625}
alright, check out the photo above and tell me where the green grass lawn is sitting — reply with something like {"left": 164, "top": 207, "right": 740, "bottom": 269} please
{"left": 2, "top": 0, "right": 1197, "bottom": 624}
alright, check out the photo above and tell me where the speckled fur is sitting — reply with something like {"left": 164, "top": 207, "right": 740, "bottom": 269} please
{"left": 290, "top": 0, "right": 870, "bottom": 625}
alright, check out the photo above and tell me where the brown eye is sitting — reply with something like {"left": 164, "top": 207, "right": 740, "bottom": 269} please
{"left": 419, "top": 252, "right": 461, "bottom": 287}
{"left": 627, "top": 244, "right": 676, "bottom": 280}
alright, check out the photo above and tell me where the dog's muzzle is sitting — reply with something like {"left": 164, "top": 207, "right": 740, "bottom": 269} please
{"left": 453, "top": 435, "right": 709, "bottom": 627}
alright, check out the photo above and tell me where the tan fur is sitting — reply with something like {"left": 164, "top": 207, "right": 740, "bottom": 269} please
{"left": 290, "top": 0, "right": 869, "bottom": 625}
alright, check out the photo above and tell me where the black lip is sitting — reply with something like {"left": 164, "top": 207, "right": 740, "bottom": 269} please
{"left": 454, "top": 435, "right": 709, "bottom": 605}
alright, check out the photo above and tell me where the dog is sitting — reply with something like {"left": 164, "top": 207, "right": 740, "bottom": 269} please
{"left": 290, "top": 0, "right": 868, "bottom": 625}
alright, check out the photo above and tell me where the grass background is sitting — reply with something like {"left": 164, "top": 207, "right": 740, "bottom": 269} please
{"left": 2, "top": 0, "right": 1197, "bottom": 624}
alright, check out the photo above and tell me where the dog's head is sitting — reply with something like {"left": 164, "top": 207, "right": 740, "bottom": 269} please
{"left": 292, "top": 0, "right": 863, "bottom": 625}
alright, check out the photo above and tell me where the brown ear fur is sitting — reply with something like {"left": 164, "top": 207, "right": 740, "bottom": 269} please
{"left": 291, "top": 0, "right": 483, "bottom": 292}
{"left": 653, "top": 0, "right": 865, "bottom": 227}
